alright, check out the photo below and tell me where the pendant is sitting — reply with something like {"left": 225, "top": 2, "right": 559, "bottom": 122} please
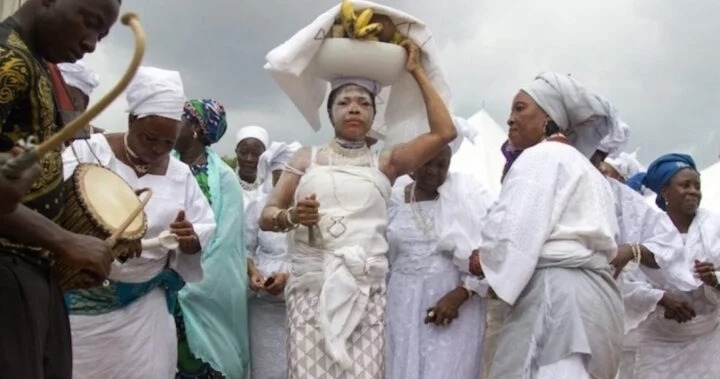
{"left": 326, "top": 216, "right": 347, "bottom": 238}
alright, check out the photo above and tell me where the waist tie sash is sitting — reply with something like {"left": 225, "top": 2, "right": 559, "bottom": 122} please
{"left": 64, "top": 269, "right": 186, "bottom": 315}
{"left": 317, "top": 245, "right": 387, "bottom": 370}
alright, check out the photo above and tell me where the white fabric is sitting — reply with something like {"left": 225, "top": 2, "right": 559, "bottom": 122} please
{"left": 257, "top": 141, "right": 302, "bottom": 193}
{"left": 448, "top": 116, "right": 477, "bottom": 154}
{"left": 245, "top": 194, "right": 290, "bottom": 378}
{"left": 633, "top": 209, "right": 720, "bottom": 379}
{"left": 126, "top": 66, "right": 186, "bottom": 121}
{"left": 605, "top": 150, "right": 645, "bottom": 180}
{"left": 478, "top": 141, "right": 618, "bottom": 305}
{"left": 536, "top": 355, "right": 591, "bottom": 379}
{"left": 285, "top": 145, "right": 391, "bottom": 370}
{"left": 264, "top": 0, "right": 452, "bottom": 147}
{"left": 521, "top": 72, "right": 621, "bottom": 158}
{"left": 62, "top": 134, "right": 216, "bottom": 379}
{"left": 385, "top": 192, "right": 484, "bottom": 379}
{"left": 235, "top": 125, "right": 270, "bottom": 148}
{"left": 57, "top": 60, "right": 100, "bottom": 96}
{"left": 598, "top": 119, "right": 630, "bottom": 157}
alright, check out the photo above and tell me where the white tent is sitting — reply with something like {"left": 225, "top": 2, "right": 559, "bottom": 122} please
{"left": 1, "top": 0, "right": 25, "bottom": 20}
{"left": 450, "top": 109, "right": 507, "bottom": 197}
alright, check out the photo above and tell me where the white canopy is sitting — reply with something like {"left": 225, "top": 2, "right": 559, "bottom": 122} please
{"left": 449, "top": 109, "right": 507, "bottom": 197}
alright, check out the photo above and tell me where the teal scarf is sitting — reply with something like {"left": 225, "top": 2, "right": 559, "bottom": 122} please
{"left": 172, "top": 148, "right": 249, "bottom": 379}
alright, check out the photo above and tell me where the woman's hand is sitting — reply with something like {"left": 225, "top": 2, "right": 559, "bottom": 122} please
{"left": 264, "top": 272, "right": 288, "bottom": 296}
{"left": 469, "top": 249, "right": 483, "bottom": 276}
{"left": 400, "top": 40, "right": 422, "bottom": 74}
{"left": 694, "top": 260, "right": 719, "bottom": 288}
{"left": 292, "top": 193, "right": 320, "bottom": 227}
{"left": 424, "top": 286, "right": 470, "bottom": 326}
{"left": 248, "top": 266, "right": 265, "bottom": 292}
{"left": 659, "top": 293, "right": 696, "bottom": 323}
{"left": 170, "top": 210, "right": 201, "bottom": 254}
{"left": 610, "top": 244, "right": 635, "bottom": 278}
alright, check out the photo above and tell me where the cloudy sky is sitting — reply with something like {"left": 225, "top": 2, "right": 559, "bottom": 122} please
{"left": 84, "top": 0, "right": 719, "bottom": 170}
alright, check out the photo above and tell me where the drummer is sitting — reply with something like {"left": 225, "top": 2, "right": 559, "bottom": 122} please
{"left": 58, "top": 60, "right": 106, "bottom": 133}
{"left": 62, "top": 66, "right": 216, "bottom": 379}
{"left": 0, "top": 1, "right": 120, "bottom": 378}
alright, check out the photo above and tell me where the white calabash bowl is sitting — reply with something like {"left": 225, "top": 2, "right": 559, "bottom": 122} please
{"left": 307, "top": 38, "right": 407, "bottom": 86}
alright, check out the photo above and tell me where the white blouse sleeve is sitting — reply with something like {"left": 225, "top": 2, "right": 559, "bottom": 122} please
{"left": 477, "top": 148, "right": 563, "bottom": 305}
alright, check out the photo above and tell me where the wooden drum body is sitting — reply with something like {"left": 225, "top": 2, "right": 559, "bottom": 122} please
{"left": 55, "top": 163, "right": 149, "bottom": 291}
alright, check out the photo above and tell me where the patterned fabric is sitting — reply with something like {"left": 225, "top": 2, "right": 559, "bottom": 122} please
{"left": 189, "top": 163, "right": 211, "bottom": 204}
{"left": 287, "top": 286, "right": 386, "bottom": 379}
{"left": 183, "top": 99, "right": 227, "bottom": 145}
{"left": 64, "top": 269, "right": 185, "bottom": 315}
{"left": 0, "top": 18, "right": 65, "bottom": 252}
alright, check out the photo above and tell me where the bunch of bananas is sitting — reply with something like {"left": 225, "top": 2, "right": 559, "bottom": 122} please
{"left": 333, "top": 0, "right": 405, "bottom": 44}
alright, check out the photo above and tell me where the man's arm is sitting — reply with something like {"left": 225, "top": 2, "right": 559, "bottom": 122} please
{"left": 0, "top": 205, "right": 73, "bottom": 253}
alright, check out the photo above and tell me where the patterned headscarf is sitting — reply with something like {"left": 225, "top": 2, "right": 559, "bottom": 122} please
{"left": 182, "top": 99, "right": 228, "bottom": 145}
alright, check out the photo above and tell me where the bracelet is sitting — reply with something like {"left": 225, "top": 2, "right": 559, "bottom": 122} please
{"left": 631, "top": 243, "right": 641, "bottom": 264}
{"left": 285, "top": 207, "right": 299, "bottom": 229}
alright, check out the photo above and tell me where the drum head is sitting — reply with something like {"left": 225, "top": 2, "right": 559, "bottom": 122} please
{"left": 78, "top": 165, "right": 146, "bottom": 235}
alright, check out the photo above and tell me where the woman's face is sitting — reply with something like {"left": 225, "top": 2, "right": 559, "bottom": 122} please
{"left": 507, "top": 91, "right": 548, "bottom": 150}
{"left": 412, "top": 146, "right": 451, "bottom": 194}
{"left": 662, "top": 168, "right": 701, "bottom": 216}
{"left": 127, "top": 116, "right": 180, "bottom": 164}
{"left": 235, "top": 138, "right": 266, "bottom": 181}
{"left": 330, "top": 85, "right": 375, "bottom": 141}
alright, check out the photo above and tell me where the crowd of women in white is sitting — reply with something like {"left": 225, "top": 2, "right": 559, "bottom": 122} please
{"left": 56, "top": 3, "right": 720, "bottom": 379}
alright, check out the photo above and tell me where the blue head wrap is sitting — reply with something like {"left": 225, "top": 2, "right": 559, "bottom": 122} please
{"left": 637, "top": 153, "right": 697, "bottom": 210}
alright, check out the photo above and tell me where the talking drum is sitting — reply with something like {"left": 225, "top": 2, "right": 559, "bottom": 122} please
{"left": 55, "top": 163, "right": 150, "bottom": 291}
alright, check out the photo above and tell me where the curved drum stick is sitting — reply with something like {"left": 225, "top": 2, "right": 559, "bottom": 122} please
{"left": 1, "top": 13, "right": 146, "bottom": 178}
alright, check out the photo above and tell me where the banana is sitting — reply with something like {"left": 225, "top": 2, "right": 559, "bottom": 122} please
{"left": 390, "top": 31, "right": 406, "bottom": 44}
{"left": 355, "top": 8, "right": 374, "bottom": 31}
{"left": 355, "top": 22, "right": 383, "bottom": 39}
{"left": 340, "top": 0, "right": 357, "bottom": 37}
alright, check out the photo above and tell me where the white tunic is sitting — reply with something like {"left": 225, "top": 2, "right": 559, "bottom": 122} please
{"left": 479, "top": 141, "right": 623, "bottom": 379}
{"left": 62, "top": 134, "right": 216, "bottom": 379}
{"left": 633, "top": 209, "right": 720, "bottom": 379}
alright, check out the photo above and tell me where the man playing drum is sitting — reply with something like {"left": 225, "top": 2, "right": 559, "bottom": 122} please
{"left": 0, "top": 1, "right": 121, "bottom": 378}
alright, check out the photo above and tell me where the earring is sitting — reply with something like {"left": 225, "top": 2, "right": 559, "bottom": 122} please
{"left": 192, "top": 131, "right": 197, "bottom": 139}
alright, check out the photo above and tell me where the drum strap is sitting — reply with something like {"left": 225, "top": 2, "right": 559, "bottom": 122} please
{"left": 46, "top": 64, "right": 76, "bottom": 111}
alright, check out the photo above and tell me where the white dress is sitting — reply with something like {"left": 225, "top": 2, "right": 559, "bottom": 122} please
{"left": 633, "top": 209, "right": 720, "bottom": 379}
{"left": 385, "top": 187, "right": 484, "bottom": 379}
{"left": 285, "top": 144, "right": 390, "bottom": 379}
{"left": 61, "top": 135, "right": 216, "bottom": 379}
{"left": 245, "top": 194, "right": 289, "bottom": 379}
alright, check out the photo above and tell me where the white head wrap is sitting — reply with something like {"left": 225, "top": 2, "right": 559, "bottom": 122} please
{"left": 126, "top": 66, "right": 186, "bottom": 121}
{"left": 604, "top": 150, "right": 645, "bottom": 180}
{"left": 521, "top": 72, "right": 621, "bottom": 158}
{"left": 235, "top": 126, "right": 270, "bottom": 148}
{"left": 597, "top": 119, "right": 630, "bottom": 158}
{"left": 257, "top": 141, "right": 302, "bottom": 193}
{"left": 57, "top": 60, "right": 99, "bottom": 96}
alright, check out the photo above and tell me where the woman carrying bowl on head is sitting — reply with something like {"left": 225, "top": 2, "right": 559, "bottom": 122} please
{"left": 260, "top": 38, "right": 456, "bottom": 379}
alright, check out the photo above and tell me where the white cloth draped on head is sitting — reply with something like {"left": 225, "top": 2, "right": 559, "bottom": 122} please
{"left": 126, "top": 66, "right": 186, "bottom": 121}
{"left": 597, "top": 119, "right": 630, "bottom": 158}
{"left": 235, "top": 125, "right": 270, "bottom": 148}
{"left": 57, "top": 60, "right": 100, "bottom": 96}
{"left": 264, "top": 0, "right": 452, "bottom": 147}
{"left": 257, "top": 141, "right": 302, "bottom": 193}
{"left": 605, "top": 150, "right": 645, "bottom": 180}
{"left": 522, "top": 72, "right": 621, "bottom": 158}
